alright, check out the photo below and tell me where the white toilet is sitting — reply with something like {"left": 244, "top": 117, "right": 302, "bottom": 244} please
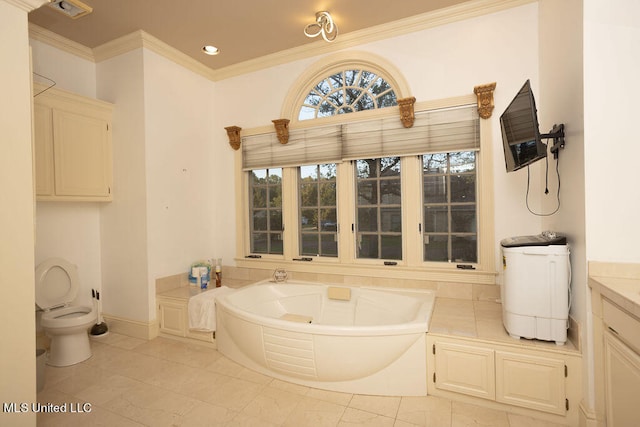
{"left": 35, "top": 258, "right": 96, "bottom": 367}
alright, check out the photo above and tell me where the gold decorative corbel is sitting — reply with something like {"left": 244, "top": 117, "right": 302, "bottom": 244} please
{"left": 473, "top": 82, "right": 497, "bottom": 119}
{"left": 225, "top": 126, "right": 242, "bottom": 150}
{"left": 397, "top": 97, "right": 416, "bottom": 128}
{"left": 272, "top": 119, "right": 290, "bottom": 144}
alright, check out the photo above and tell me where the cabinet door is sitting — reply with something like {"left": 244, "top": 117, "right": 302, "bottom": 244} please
{"left": 604, "top": 331, "right": 640, "bottom": 427}
{"left": 158, "top": 301, "right": 186, "bottom": 337}
{"left": 52, "top": 109, "right": 111, "bottom": 198}
{"left": 434, "top": 341, "right": 495, "bottom": 400}
{"left": 33, "top": 103, "right": 54, "bottom": 196}
{"left": 496, "top": 351, "right": 566, "bottom": 415}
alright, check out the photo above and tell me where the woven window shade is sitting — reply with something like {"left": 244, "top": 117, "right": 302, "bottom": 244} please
{"left": 342, "top": 105, "right": 479, "bottom": 160}
{"left": 242, "top": 104, "right": 479, "bottom": 170}
{"left": 242, "top": 125, "right": 342, "bottom": 170}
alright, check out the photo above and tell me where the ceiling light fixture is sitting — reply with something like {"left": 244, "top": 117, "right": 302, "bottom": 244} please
{"left": 304, "top": 11, "right": 338, "bottom": 43}
{"left": 202, "top": 45, "right": 220, "bottom": 56}
{"left": 47, "top": 0, "right": 93, "bottom": 19}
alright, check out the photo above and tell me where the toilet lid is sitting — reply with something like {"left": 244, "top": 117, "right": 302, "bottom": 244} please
{"left": 35, "top": 258, "right": 79, "bottom": 310}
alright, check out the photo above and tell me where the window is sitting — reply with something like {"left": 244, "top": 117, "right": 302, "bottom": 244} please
{"left": 423, "top": 152, "right": 477, "bottom": 263}
{"left": 299, "top": 164, "right": 338, "bottom": 257}
{"left": 299, "top": 69, "right": 397, "bottom": 121}
{"left": 249, "top": 168, "right": 283, "bottom": 254}
{"left": 355, "top": 157, "right": 402, "bottom": 260}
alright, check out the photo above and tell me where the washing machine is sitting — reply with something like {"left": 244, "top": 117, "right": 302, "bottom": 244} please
{"left": 500, "top": 232, "right": 571, "bottom": 345}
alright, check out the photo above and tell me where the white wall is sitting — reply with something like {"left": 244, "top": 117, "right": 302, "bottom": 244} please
{"left": 584, "top": 0, "right": 640, "bottom": 263}
{"left": 142, "top": 49, "right": 218, "bottom": 314}
{"left": 97, "top": 49, "right": 150, "bottom": 321}
{"left": 31, "top": 41, "right": 102, "bottom": 310}
{"left": 539, "top": 0, "right": 588, "bottom": 408}
{"left": 213, "top": 3, "right": 542, "bottom": 272}
{"left": 0, "top": 1, "right": 42, "bottom": 425}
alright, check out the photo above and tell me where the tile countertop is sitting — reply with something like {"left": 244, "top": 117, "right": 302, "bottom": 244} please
{"left": 589, "top": 275, "right": 640, "bottom": 319}
{"left": 429, "top": 298, "right": 579, "bottom": 354}
{"left": 159, "top": 282, "right": 579, "bottom": 354}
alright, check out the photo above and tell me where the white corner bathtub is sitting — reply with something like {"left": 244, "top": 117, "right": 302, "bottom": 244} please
{"left": 215, "top": 280, "right": 435, "bottom": 396}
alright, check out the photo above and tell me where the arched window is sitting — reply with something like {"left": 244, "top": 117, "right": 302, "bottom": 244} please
{"left": 298, "top": 69, "right": 398, "bottom": 121}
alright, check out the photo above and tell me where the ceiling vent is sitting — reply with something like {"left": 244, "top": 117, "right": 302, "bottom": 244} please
{"left": 47, "top": 0, "right": 93, "bottom": 19}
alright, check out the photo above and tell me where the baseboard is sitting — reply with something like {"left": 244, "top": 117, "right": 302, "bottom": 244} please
{"left": 102, "top": 314, "right": 158, "bottom": 340}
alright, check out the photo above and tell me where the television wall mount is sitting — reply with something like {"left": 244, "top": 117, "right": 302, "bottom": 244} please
{"left": 541, "top": 124, "right": 565, "bottom": 159}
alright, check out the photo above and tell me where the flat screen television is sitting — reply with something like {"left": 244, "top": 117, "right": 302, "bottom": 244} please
{"left": 500, "top": 80, "right": 547, "bottom": 172}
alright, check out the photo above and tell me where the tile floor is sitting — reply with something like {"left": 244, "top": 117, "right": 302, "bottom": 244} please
{"left": 37, "top": 333, "right": 566, "bottom": 426}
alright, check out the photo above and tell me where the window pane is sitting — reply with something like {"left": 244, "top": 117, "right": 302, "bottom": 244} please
{"left": 380, "top": 157, "right": 400, "bottom": 176}
{"left": 380, "top": 179, "right": 401, "bottom": 204}
{"left": 449, "top": 152, "right": 476, "bottom": 173}
{"left": 356, "top": 159, "right": 377, "bottom": 179}
{"left": 424, "top": 206, "right": 448, "bottom": 233}
{"left": 357, "top": 181, "right": 377, "bottom": 205}
{"left": 452, "top": 235, "right": 477, "bottom": 263}
{"left": 251, "top": 233, "right": 268, "bottom": 253}
{"left": 300, "top": 183, "right": 318, "bottom": 207}
{"left": 357, "top": 208, "right": 378, "bottom": 232}
{"left": 381, "top": 235, "right": 402, "bottom": 260}
{"left": 270, "top": 209, "right": 283, "bottom": 231}
{"left": 381, "top": 207, "right": 401, "bottom": 232}
{"left": 423, "top": 176, "right": 447, "bottom": 203}
{"left": 423, "top": 154, "right": 447, "bottom": 174}
{"left": 269, "top": 185, "right": 282, "bottom": 207}
{"left": 301, "top": 208, "right": 317, "bottom": 230}
{"left": 270, "top": 233, "right": 283, "bottom": 255}
{"left": 320, "top": 208, "right": 337, "bottom": 231}
{"left": 358, "top": 234, "right": 378, "bottom": 258}
{"left": 424, "top": 235, "right": 449, "bottom": 262}
{"left": 252, "top": 210, "right": 267, "bottom": 231}
{"left": 301, "top": 233, "right": 319, "bottom": 256}
{"left": 451, "top": 174, "right": 476, "bottom": 203}
{"left": 252, "top": 169, "right": 267, "bottom": 183}
{"left": 451, "top": 205, "right": 475, "bottom": 232}
{"left": 321, "top": 234, "right": 338, "bottom": 257}
{"left": 252, "top": 187, "right": 267, "bottom": 208}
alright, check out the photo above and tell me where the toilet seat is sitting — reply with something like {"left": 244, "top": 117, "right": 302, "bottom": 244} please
{"left": 35, "top": 258, "right": 79, "bottom": 311}
{"left": 41, "top": 305, "right": 94, "bottom": 329}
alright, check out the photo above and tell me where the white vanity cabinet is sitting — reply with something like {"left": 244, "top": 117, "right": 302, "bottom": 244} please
{"left": 427, "top": 334, "right": 581, "bottom": 424}
{"left": 33, "top": 84, "right": 113, "bottom": 201}
{"left": 157, "top": 293, "right": 214, "bottom": 344}
{"left": 590, "top": 274, "right": 640, "bottom": 427}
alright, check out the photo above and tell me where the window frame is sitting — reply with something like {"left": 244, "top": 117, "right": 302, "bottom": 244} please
{"left": 235, "top": 95, "right": 496, "bottom": 283}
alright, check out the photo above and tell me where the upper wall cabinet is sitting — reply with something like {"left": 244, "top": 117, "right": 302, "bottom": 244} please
{"left": 33, "top": 84, "right": 113, "bottom": 202}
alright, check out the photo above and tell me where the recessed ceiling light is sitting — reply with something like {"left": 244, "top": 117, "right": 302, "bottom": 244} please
{"left": 47, "top": 0, "right": 93, "bottom": 19}
{"left": 202, "top": 45, "right": 220, "bottom": 56}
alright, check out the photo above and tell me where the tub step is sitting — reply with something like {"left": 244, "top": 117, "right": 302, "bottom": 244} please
{"left": 328, "top": 286, "right": 351, "bottom": 301}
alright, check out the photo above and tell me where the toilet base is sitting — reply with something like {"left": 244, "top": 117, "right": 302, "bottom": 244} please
{"left": 47, "top": 331, "right": 92, "bottom": 367}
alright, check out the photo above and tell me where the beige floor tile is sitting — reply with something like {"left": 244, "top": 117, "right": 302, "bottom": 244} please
{"left": 396, "top": 395, "right": 452, "bottom": 427}
{"left": 205, "top": 376, "right": 266, "bottom": 411}
{"left": 338, "top": 407, "right": 396, "bottom": 426}
{"left": 74, "top": 373, "right": 143, "bottom": 406}
{"left": 283, "top": 395, "right": 346, "bottom": 427}
{"left": 94, "top": 332, "right": 146, "bottom": 350}
{"left": 103, "top": 381, "right": 200, "bottom": 426}
{"left": 451, "top": 401, "right": 509, "bottom": 427}
{"left": 507, "top": 413, "right": 567, "bottom": 427}
{"left": 240, "top": 384, "right": 304, "bottom": 424}
{"left": 306, "top": 387, "right": 354, "bottom": 406}
{"left": 177, "top": 400, "right": 239, "bottom": 426}
{"left": 349, "top": 394, "right": 401, "bottom": 418}
{"left": 227, "top": 412, "right": 281, "bottom": 427}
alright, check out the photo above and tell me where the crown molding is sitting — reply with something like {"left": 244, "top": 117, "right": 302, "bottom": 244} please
{"left": 212, "top": 0, "right": 536, "bottom": 81}
{"left": 28, "top": 0, "right": 534, "bottom": 82}
{"left": 93, "top": 30, "right": 217, "bottom": 81}
{"left": 3, "top": 0, "right": 47, "bottom": 12}
{"left": 29, "top": 23, "right": 94, "bottom": 61}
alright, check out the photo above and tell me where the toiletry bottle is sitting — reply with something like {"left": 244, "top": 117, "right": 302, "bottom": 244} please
{"left": 215, "top": 265, "right": 222, "bottom": 287}
{"left": 201, "top": 267, "right": 208, "bottom": 290}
